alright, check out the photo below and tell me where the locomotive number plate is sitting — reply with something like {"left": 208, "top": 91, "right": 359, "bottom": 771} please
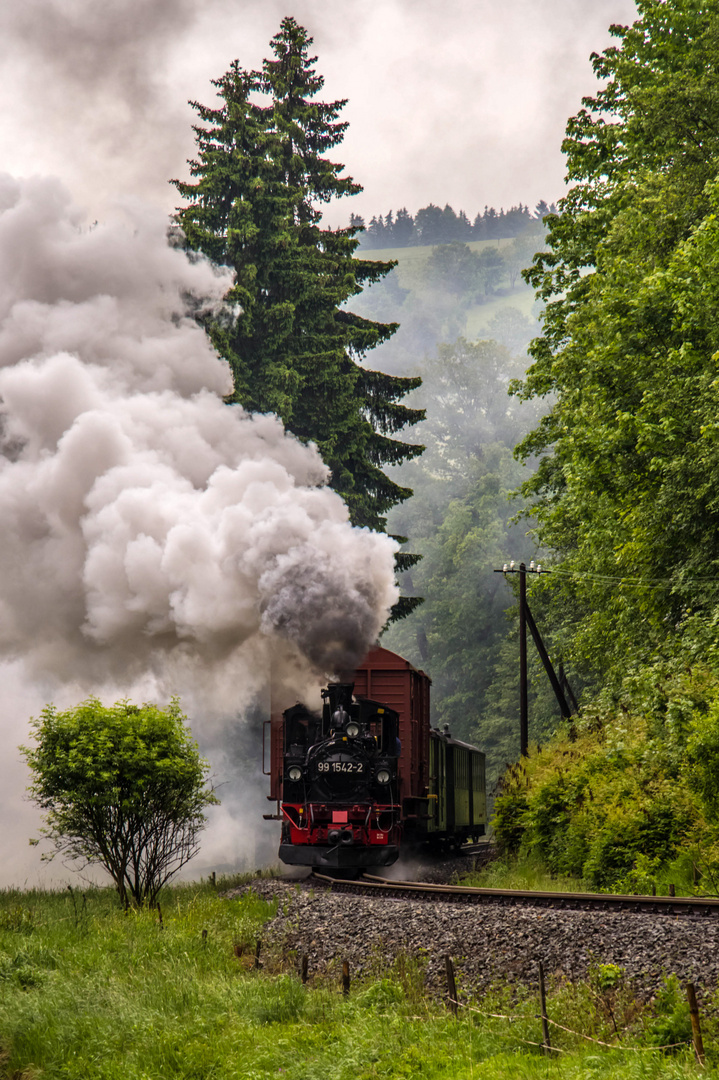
{"left": 317, "top": 761, "right": 364, "bottom": 774}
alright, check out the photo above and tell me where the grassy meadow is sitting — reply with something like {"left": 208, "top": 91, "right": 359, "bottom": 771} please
{"left": 464, "top": 285, "right": 537, "bottom": 337}
{"left": 354, "top": 236, "right": 517, "bottom": 265}
{"left": 0, "top": 875, "right": 718, "bottom": 1079}
{"left": 354, "top": 237, "right": 538, "bottom": 358}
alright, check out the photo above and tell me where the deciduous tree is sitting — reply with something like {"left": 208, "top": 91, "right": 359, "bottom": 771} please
{"left": 514, "top": 0, "right": 719, "bottom": 683}
{"left": 22, "top": 698, "right": 217, "bottom": 908}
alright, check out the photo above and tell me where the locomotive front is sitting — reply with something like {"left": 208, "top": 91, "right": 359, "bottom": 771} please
{"left": 277, "top": 683, "right": 402, "bottom": 868}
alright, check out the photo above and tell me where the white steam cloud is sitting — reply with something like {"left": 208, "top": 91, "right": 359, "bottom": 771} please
{"left": 0, "top": 174, "right": 398, "bottom": 881}
{"left": 0, "top": 174, "right": 397, "bottom": 691}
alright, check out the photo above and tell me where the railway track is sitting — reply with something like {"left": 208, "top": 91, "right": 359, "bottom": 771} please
{"left": 458, "top": 841, "right": 497, "bottom": 862}
{"left": 311, "top": 871, "right": 719, "bottom": 918}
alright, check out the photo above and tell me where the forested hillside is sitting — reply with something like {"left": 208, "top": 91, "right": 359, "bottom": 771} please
{"left": 351, "top": 199, "right": 557, "bottom": 249}
{"left": 350, "top": 224, "right": 559, "bottom": 780}
{"left": 363, "top": 0, "right": 719, "bottom": 897}
{"left": 352, "top": 237, "right": 541, "bottom": 377}
{"left": 380, "top": 337, "right": 560, "bottom": 781}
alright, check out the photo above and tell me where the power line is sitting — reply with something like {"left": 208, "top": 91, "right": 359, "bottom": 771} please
{"left": 495, "top": 561, "right": 719, "bottom": 591}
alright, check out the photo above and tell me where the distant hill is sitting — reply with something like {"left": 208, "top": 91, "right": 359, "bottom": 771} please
{"left": 351, "top": 234, "right": 541, "bottom": 375}
{"left": 351, "top": 200, "right": 557, "bottom": 250}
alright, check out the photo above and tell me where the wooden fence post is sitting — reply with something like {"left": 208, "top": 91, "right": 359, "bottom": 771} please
{"left": 254, "top": 938, "right": 262, "bottom": 969}
{"left": 301, "top": 955, "right": 309, "bottom": 984}
{"left": 538, "top": 961, "right": 552, "bottom": 1056}
{"left": 444, "top": 955, "right": 458, "bottom": 1016}
{"left": 342, "top": 960, "right": 350, "bottom": 996}
{"left": 686, "top": 982, "right": 706, "bottom": 1068}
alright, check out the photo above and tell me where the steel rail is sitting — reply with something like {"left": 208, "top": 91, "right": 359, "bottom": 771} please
{"left": 310, "top": 872, "right": 719, "bottom": 917}
{"left": 459, "top": 842, "right": 497, "bottom": 860}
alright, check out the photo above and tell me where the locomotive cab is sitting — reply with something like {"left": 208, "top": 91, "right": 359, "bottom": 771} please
{"left": 277, "top": 683, "right": 402, "bottom": 869}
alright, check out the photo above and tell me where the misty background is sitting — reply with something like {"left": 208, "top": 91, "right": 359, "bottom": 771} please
{"left": 0, "top": 0, "right": 639, "bottom": 883}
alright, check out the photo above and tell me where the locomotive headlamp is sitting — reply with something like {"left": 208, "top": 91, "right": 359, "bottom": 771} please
{"left": 287, "top": 765, "right": 302, "bottom": 782}
{"left": 376, "top": 768, "right": 391, "bottom": 785}
{"left": 346, "top": 721, "right": 360, "bottom": 738}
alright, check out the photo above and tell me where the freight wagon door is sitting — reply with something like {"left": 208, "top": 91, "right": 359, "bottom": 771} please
{"left": 472, "top": 752, "right": 487, "bottom": 828}
{"left": 371, "top": 668, "right": 415, "bottom": 801}
{"left": 429, "top": 732, "right": 447, "bottom": 833}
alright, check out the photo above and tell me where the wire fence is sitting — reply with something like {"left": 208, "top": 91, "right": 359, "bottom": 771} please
{"left": 294, "top": 947, "right": 709, "bottom": 1066}
{"left": 440, "top": 955, "right": 707, "bottom": 1066}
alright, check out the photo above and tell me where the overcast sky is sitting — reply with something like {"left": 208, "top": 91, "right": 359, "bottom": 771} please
{"left": 1, "top": 0, "right": 638, "bottom": 228}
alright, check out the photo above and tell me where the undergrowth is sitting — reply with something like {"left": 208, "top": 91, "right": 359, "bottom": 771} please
{"left": 489, "top": 660, "right": 719, "bottom": 894}
{"left": 459, "top": 852, "right": 588, "bottom": 893}
{"left": 0, "top": 880, "right": 716, "bottom": 1078}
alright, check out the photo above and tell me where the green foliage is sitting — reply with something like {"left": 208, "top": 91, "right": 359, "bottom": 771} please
{"left": 489, "top": 797, "right": 531, "bottom": 864}
{"left": 21, "top": 698, "right": 217, "bottom": 907}
{"left": 687, "top": 697, "right": 719, "bottom": 815}
{"left": 643, "top": 976, "right": 693, "bottom": 1053}
{"left": 491, "top": 659, "right": 719, "bottom": 890}
{"left": 174, "top": 18, "right": 424, "bottom": 545}
{"left": 513, "top": 1, "right": 719, "bottom": 687}
{"left": 614, "top": 853, "right": 664, "bottom": 896}
{"left": 591, "top": 963, "right": 625, "bottom": 994}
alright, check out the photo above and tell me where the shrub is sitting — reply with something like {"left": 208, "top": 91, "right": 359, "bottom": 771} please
{"left": 643, "top": 975, "right": 692, "bottom": 1053}
{"left": 21, "top": 698, "right": 218, "bottom": 907}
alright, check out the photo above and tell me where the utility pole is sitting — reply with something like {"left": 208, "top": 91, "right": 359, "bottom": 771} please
{"left": 519, "top": 562, "right": 528, "bottom": 757}
{"left": 495, "top": 559, "right": 578, "bottom": 759}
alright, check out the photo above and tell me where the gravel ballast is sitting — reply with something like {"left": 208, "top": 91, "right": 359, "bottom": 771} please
{"left": 230, "top": 877, "right": 719, "bottom": 997}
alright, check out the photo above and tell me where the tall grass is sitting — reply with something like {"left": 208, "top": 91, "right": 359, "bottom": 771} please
{"left": 461, "top": 851, "right": 704, "bottom": 897}
{"left": 0, "top": 879, "right": 714, "bottom": 1079}
{"left": 459, "top": 853, "right": 590, "bottom": 893}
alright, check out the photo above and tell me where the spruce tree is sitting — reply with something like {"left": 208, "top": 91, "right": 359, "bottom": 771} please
{"left": 173, "top": 18, "right": 423, "bottom": 614}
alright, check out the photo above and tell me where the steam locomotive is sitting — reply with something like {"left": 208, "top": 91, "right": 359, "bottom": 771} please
{"left": 264, "top": 646, "right": 487, "bottom": 869}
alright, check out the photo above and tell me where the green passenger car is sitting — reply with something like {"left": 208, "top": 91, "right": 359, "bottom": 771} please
{"left": 426, "top": 730, "right": 486, "bottom": 847}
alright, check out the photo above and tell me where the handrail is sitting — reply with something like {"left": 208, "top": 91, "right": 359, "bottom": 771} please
{"left": 262, "top": 719, "right": 272, "bottom": 775}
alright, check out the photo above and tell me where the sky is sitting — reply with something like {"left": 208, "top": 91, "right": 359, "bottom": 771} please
{"left": 0, "top": 0, "right": 639, "bottom": 228}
